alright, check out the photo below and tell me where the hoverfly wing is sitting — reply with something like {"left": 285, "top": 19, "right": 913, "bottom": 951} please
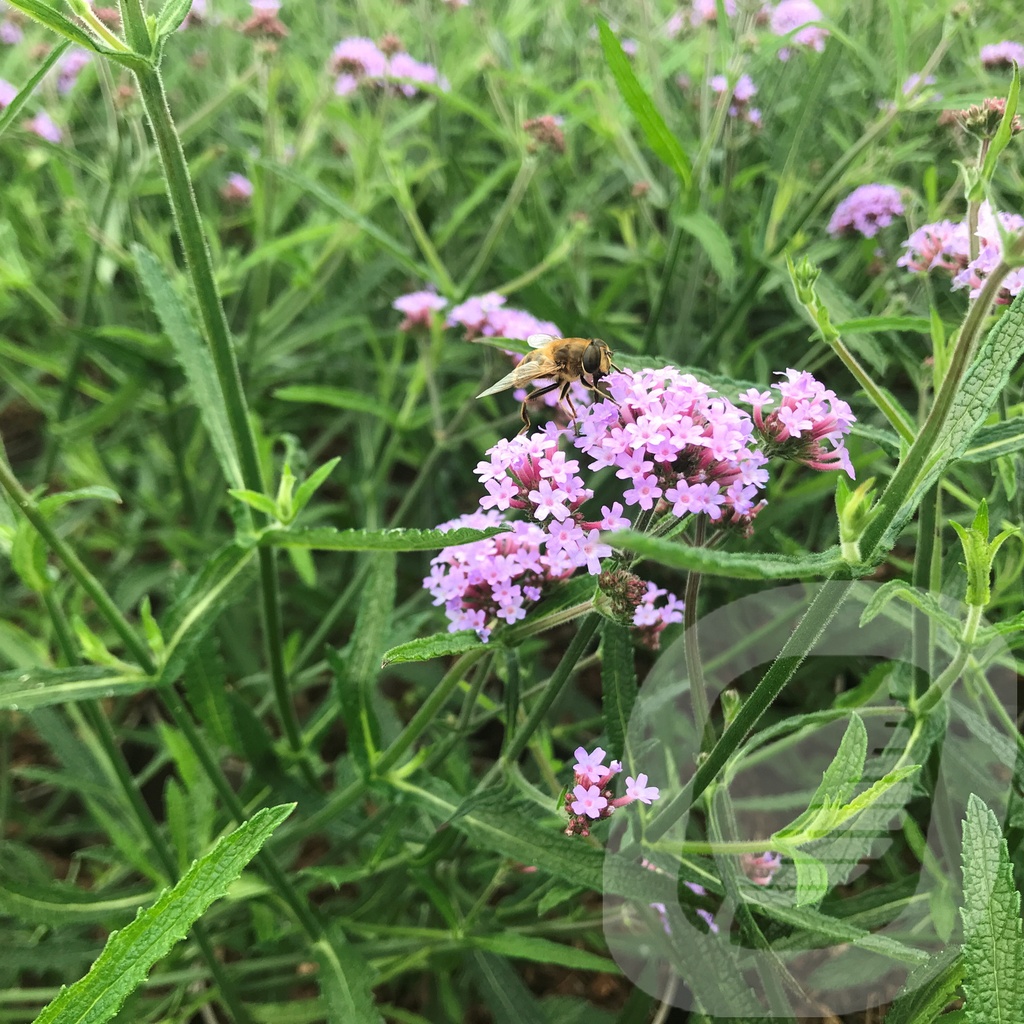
{"left": 477, "top": 354, "right": 557, "bottom": 399}
{"left": 526, "top": 333, "right": 556, "bottom": 349}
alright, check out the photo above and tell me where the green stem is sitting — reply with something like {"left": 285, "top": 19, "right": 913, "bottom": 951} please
{"left": 376, "top": 648, "right": 489, "bottom": 775}
{"left": 859, "top": 260, "right": 1016, "bottom": 561}
{"left": 645, "top": 580, "right": 850, "bottom": 843}
{"left": 458, "top": 158, "right": 537, "bottom": 299}
{"left": 128, "top": 61, "right": 307, "bottom": 769}
{"left": 682, "top": 518, "right": 716, "bottom": 753}
{"left": 78, "top": 3, "right": 132, "bottom": 52}
{"left": 499, "top": 613, "right": 600, "bottom": 769}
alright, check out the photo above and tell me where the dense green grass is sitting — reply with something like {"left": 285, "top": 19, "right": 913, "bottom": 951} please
{"left": 1, "top": 0, "right": 1024, "bottom": 1021}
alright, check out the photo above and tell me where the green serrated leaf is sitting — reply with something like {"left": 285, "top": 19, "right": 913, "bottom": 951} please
{"left": 882, "top": 948, "right": 964, "bottom": 1024}
{"left": 601, "top": 622, "right": 636, "bottom": 762}
{"left": 868, "top": 289, "right": 1024, "bottom": 559}
{"left": 596, "top": 19, "right": 692, "bottom": 189}
{"left": 381, "top": 631, "right": 485, "bottom": 667}
{"left": 260, "top": 525, "right": 507, "bottom": 551}
{"left": 133, "top": 244, "right": 244, "bottom": 491}
{"left": 312, "top": 924, "right": 385, "bottom": 1024}
{"left": 960, "top": 794, "right": 1024, "bottom": 1024}
{"left": 608, "top": 531, "right": 847, "bottom": 579}
{"left": 472, "top": 952, "right": 546, "bottom": 1024}
{"left": 790, "top": 849, "right": 830, "bottom": 907}
{"left": 32, "top": 804, "right": 294, "bottom": 1024}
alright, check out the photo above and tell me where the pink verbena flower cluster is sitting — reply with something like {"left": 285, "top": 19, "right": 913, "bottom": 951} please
{"left": 573, "top": 367, "right": 769, "bottom": 529}
{"left": 446, "top": 292, "right": 561, "bottom": 341}
{"left": 710, "top": 73, "right": 762, "bottom": 128}
{"left": 392, "top": 289, "right": 447, "bottom": 330}
{"left": 769, "top": 0, "right": 828, "bottom": 60}
{"left": 564, "top": 746, "right": 660, "bottom": 837}
{"left": 424, "top": 510, "right": 569, "bottom": 641}
{"left": 980, "top": 41, "right": 1024, "bottom": 69}
{"left": 899, "top": 202, "right": 1024, "bottom": 303}
{"left": 425, "top": 425, "right": 684, "bottom": 643}
{"left": 741, "top": 370, "right": 856, "bottom": 478}
{"left": 827, "top": 184, "right": 905, "bottom": 239}
{"left": 331, "top": 37, "right": 446, "bottom": 97}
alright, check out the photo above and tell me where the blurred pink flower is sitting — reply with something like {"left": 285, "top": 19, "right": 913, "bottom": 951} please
{"left": 980, "top": 40, "right": 1024, "bottom": 69}
{"left": 26, "top": 111, "right": 62, "bottom": 143}
{"left": 0, "top": 79, "right": 17, "bottom": 109}
{"left": 392, "top": 289, "right": 447, "bottom": 330}
{"left": 827, "top": 184, "right": 904, "bottom": 238}
{"left": 1, "top": 19, "right": 23, "bottom": 45}
{"left": 221, "top": 172, "right": 254, "bottom": 202}
{"left": 770, "top": 0, "right": 828, "bottom": 59}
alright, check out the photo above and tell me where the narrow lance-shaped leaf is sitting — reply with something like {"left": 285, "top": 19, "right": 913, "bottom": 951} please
{"left": 0, "top": 666, "right": 153, "bottom": 711}
{"left": 133, "top": 244, "right": 245, "bottom": 491}
{"left": 0, "top": 41, "right": 70, "bottom": 141}
{"left": 596, "top": 19, "right": 693, "bottom": 189}
{"left": 608, "top": 531, "right": 848, "bottom": 579}
{"left": 381, "top": 631, "right": 485, "bottom": 667}
{"left": 32, "top": 804, "right": 295, "bottom": 1024}
{"left": 260, "top": 525, "right": 508, "bottom": 551}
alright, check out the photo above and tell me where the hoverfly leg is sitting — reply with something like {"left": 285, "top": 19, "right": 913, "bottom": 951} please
{"left": 557, "top": 380, "right": 583, "bottom": 436}
{"left": 516, "top": 380, "right": 561, "bottom": 437}
{"left": 517, "top": 401, "right": 531, "bottom": 436}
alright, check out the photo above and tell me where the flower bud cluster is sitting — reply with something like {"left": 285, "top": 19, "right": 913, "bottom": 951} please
{"left": 597, "top": 570, "right": 683, "bottom": 650}
{"left": 938, "top": 97, "right": 1022, "bottom": 139}
{"left": 564, "top": 746, "right": 660, "bottom": 837}
{"left": 899, "top": 201, "right": 1024, "bottom": 304}
{"left": 740, "top": 369, "right": 856, "bottom": 478}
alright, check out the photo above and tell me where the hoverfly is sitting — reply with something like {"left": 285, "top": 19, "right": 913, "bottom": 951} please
{"left": 477, "top": 334, "right": 619, "bottom": 434}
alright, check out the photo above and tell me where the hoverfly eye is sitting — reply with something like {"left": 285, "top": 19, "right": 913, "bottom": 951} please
{"left": 582, "top": 342, "right": 603, "bottom": 376}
